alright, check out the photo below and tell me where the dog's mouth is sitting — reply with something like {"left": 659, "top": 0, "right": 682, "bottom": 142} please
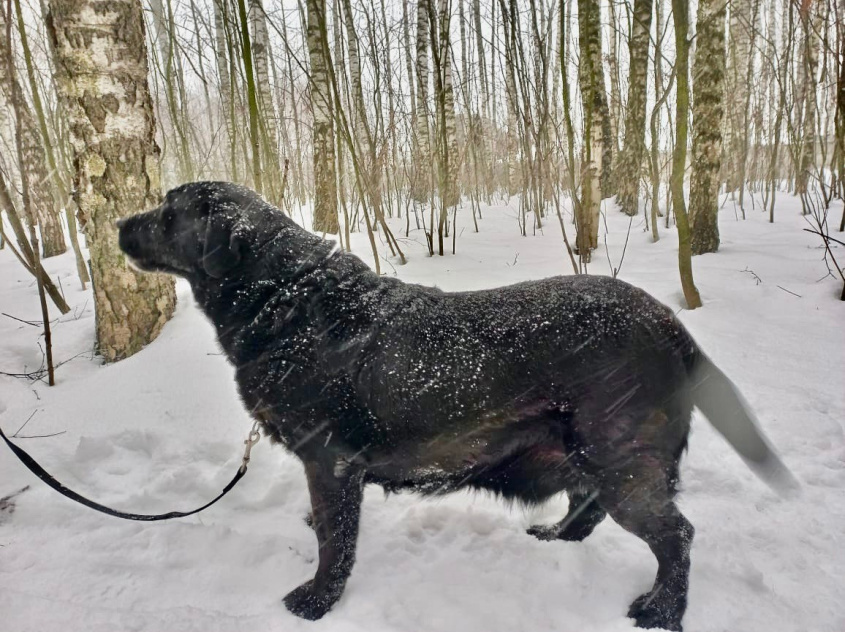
{"left": 125, "top": 256, "right": 145, "bottom": 272}
{"left": 124, "top": 254, "right": 189, "bottom": 276}
{"left": 123, "top": 251, "right": 165, "bottom": 273}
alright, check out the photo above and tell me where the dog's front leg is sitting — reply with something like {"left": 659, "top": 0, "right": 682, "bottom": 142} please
{"left": 284, "top": 456, "right": 365, "bottom": 620}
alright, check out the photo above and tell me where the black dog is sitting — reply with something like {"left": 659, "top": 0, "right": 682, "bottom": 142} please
{"left": 118, "top": 182, "right": 793, "bottom": 631}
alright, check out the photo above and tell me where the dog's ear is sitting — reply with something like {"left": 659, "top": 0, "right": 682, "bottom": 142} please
{"left": 202, "top": 212, "right": 245, "bottom": 278}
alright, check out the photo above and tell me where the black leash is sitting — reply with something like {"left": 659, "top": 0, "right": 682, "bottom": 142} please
{"left": 0, "top": 421, "right": 261, "bottom": 521}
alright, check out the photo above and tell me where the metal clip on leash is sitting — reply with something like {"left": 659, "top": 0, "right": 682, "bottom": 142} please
{"left": 240, "top": 421, "right": 262, "bottom": 473}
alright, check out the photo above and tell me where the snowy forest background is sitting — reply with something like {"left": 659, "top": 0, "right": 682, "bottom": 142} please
{"left": 0, "top": 0, "right": 842, "bottom": 356}
{"left": 0, "top": 0, "right": 844, "bottom": 630}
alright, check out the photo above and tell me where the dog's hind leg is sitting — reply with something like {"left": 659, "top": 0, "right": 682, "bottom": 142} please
{"left": 527, "top": 489, "right": 607, "bottom": 541}
{"left": 599, "top": 465, "right": 693, "bottom": 632}
{"left": 283, "top": 457, "right": 365, "bottom": 621}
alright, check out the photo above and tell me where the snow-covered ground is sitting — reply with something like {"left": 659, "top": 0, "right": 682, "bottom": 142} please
{"left": 1, "top": 195, "right": 843, "bottom": 632}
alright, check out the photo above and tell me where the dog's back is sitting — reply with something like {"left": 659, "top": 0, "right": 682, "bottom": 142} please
{"left": 117, "top": 182, "right": 792, "bottom": 630}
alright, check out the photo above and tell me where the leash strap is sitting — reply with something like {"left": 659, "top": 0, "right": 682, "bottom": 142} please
{"left": 0, "top": 422, "right": 261, "bottom": 521}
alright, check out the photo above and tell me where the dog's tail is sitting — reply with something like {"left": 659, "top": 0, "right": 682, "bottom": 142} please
{"left": 688, "top": 353, "right": 799, "bottom": 495}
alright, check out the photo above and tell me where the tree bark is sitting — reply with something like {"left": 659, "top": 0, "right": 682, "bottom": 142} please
{"left": 149, "top": 0, "right": 193, "bottom": 184}
{"left": 5, "top": 0, "right": 55, "bottom": 383}
{"left": 235, "top": 0, "right": 263, "bottom": 193}
{"left": 1, "top": 4, "right": 66, "bottom": 258}
{"left": 577, "top": 0, "right": 610, "bottom": 252}
{"left": 14, "top": 0, "right": 88, "bottom": 284}
{"left": 796, "top": 1, "right": 822, "bottom": 195}
{"left": 214, "top": 0, "right": 239, "bottom": 181}
{"left": 616, "top": 0, "right": 653, "bottom": 216}
{"left": 412, "top": 0, "right": 431, "bottom": 204}
{"left": 435, "top": 0, "right": 459, "bottom": 211}
{"left": 671, "top": 0, "right": 702, "bottom": 308}
{"left": 306, "top": 0, "right": 339, "bottom": 233}
{"left": 689, "top": 0, "right": 726, "bottom": 255}
{"left": 46, "top": 0, "right": 176, "bottom": 361}
{"left": 249, "top": 0, "right": 283, "bottom": 205}
{"left": 723, "top": 0, "right": 753, "bottom": 193}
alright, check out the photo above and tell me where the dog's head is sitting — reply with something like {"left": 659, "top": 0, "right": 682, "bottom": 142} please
{"left": 118, "top": 182, "right": 266, "bottom": 280}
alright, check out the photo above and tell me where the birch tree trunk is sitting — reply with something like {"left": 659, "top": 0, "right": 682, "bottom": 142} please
{"left": 45, "top": 0, "right": 176, "bottom": 361}
{"left": 235, "top": 0, "right": 262, "bottom": 193}
{"left": 306, "top": 0, "right": 339, "bottom": 233}
{"left": 249, "top": 0, "right": 283, "bottom": 205}
{"left": 13, "top": 0, "right": 88, "bottom": 283}
{"left": 723, "top": 0, "right": 753, "bottom": 193}
{"left": 341, "top": 0, "right": 368, "bottom": 177}
{"left": 436, "top": 0, "right": 459, "bottom": 211}
{"left": 796, "top": 2, "right": 822, "bottom": 195}
{"left": 765, "top": 0, "right": 792, "bottom": 221}
{"left": 0, "top": 6, "right": 66, "bottom": 258}
{"left": 280, "top": 5, "right": 305, "bottom": 203}
{"left": 472, "top": 0, "right": 488, "bottom": 120}
{"left": 401, "top": 0, "right": 417, "bottom": 119}
{"left": 606, "top": 0, "right": 622, "bottom": 170}
{"left": 149, "top": 0, "right": 193, "bottom": 183}
{"left": 689, "top": 0, "right": 726, "bottom": 254}
{"left": 501, "top": 0, "right": 520, "bottom": 196}
{"left": 577, "top": 0, "right": 610, "bottom": 253}
{"left": 412, "top": 0, "right": 431, "bottom": 204}
{"left": 616, "top": 0, "right": 653, "bottom": 216}
{"left": 835, "top": 2, "right": 844, "bottom": 207}
{"left": 214, "top": 0, "right": 239, "bottom": 181}
{"left": 670, "top": 0, "right": 702, "bottom": 308}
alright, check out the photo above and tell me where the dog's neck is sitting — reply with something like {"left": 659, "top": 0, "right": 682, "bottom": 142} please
{"left": 190, "top": 234, "right": 370, "bottom": 363}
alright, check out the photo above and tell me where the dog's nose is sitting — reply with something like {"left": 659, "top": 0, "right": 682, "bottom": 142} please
{"left": 115, "top": 217, "right": 128, "bottom": 229}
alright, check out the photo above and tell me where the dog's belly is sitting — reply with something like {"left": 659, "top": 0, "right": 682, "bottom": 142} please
{"left": 362, "top": 419, "right": 586, "bottom": 503}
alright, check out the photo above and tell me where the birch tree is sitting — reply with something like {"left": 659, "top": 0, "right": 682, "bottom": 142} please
{"left": 412, "top": 0, "right": 431, "bottom": 207}
{"left": 670, "top": 0, "right": 702, "bottom": 308}
{"left": 249, "top": 0, "right": 284, "bottom": 205}
{"left": 689, "top": 0, "right": 726, "bottom": 254}
{"left": 149, "top": 0, "right": 193, "bottom": 182}
{"left": 723, "top": 0, "right": 754, "bottom": 194}
{"left": 430, "top": 0, "right": 459, "bottom": 255}
{"left": 0, "top": 6, "right": 66, "bottom": 258}
{"left": 306, "top": 0, "right": 339, "bottom": 233}
{"left": 214, "top": 0, "right": 239, "bottom": 180}
{"left": 577, "top": 0, "right": 611, "bottom": 255}
{"left": 13, "top": 0, "right": 88, "bottom": 283}
{"left": 46, "top": 0, "right": 176, "bottom": 361}
{"left": 616, "top": 0, "right": 653, "bottom": 216}
{"left": 795, "top": 1, "right": 822, "bottom": 195}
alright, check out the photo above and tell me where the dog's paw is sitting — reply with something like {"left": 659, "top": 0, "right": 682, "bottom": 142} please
{"left": 556, "top": 521, "right": 599, "bottom": 541}
{"left": 527, "top": 524, "right": 560, "bottom": 541}
{"left": 527, "top": 522, "right": 594, "bottom": 542}
{"left": 628, "top": 592, "right": 683, "bottom": 631}
{"left": 283, "top": 580, "right": 339, "bottom": 621}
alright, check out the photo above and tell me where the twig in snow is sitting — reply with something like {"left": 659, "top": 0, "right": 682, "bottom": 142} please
{"left": 741, "top": 267, "right": 763, "bottom": 285}
{"left": 803, "top": 228, "right": 845, "bottom": 247}
{"left": 776, "top": 285, "right": 802, "bottom": 298}
{"left": 13, "top": 431, "right": 66, "bottom": 440}
{"left": 12, "top": 410, "right": 38, "bottom": 436}
{"left": 2, "top": 312, "right": 41, "bottom": 327}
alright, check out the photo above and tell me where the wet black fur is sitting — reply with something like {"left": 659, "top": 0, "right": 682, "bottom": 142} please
{"left": 119, "top": 182, "right": 709, "bottom": 630}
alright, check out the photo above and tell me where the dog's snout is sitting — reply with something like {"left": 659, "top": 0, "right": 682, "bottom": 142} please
{"left": 117, "top": 216, "right": 138, "bottom": 258}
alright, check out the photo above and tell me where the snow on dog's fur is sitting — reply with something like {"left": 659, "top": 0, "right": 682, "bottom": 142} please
{"left": 118, "top": 181, "right": 792, "bottom": 631}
